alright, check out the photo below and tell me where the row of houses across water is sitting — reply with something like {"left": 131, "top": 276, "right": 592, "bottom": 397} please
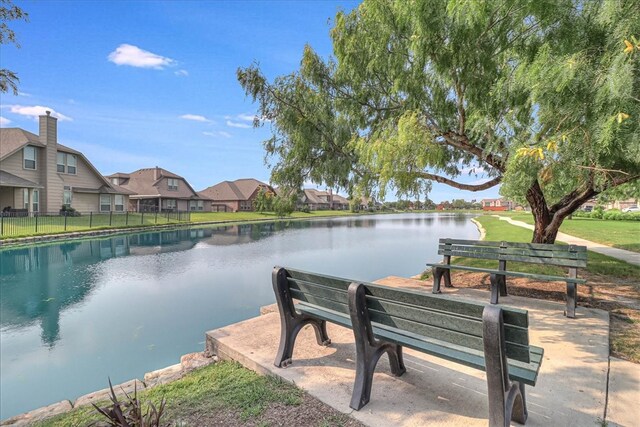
{"left": 0, "top": 113, "right": 354, "bottom": 215}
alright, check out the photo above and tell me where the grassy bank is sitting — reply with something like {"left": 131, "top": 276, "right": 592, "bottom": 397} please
{"left": 35, "top": 361, "right": 359, "bottom": 427}
{"left": 502, "top": 212, "right": 640, "bottom": 253}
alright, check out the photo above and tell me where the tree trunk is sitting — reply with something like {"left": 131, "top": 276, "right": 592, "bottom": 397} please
{"left": 526, "top": 181, "right": 561, "bottom": 243}
{"left": 525, "top": 180, "right": 597, "bottom": 244}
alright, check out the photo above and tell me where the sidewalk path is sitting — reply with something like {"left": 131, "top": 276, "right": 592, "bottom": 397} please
{"left": 494, "top": 215, "right": 640, "bottom": 267}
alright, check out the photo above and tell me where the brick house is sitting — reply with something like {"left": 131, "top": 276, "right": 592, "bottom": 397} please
{"left": 198, "top": 178, "right": 275, "bottom": 212}
{"left": 0, "top": 112, "right": 131, "bottom": 214}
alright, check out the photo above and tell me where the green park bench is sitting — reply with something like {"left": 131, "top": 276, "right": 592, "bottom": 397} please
{"left": 427, "top": 238, "right": 588, "bottom": 318}
{"left": 272, "top": 266, "right": 543, "bottom": 426}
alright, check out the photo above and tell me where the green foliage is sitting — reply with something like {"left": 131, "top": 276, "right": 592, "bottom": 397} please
{"left": 0, "top": 0, "right": 28, "bottom": 94}
{"left": 272, "top": 194, "right": 296, "bottom": 217}
{"left": 253, "top": 188, "right": 273, "bottom": 213}
{"left": 91, "top": 379, "right": 165, "bottom": 427}
{"left": 238, "top": 0, "right": 640, "bottom": 241}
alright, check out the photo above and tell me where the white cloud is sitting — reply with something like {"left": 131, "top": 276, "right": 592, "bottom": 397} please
{"left": 108, "top": 44, "right": 175, "bottom": 69}
{"left": 460, "top": 166, "right": 486, "bottom": 175}
{"left": 0, "top": 116, "right": 11, "bottom": 126}
{"left": 18, "top": 92, "right": 32, "bottom": 97}
{"left": 237, "top": 113, "right": 255, "bottom": 122}
{"left": 226, "top": 120, "right": 251, "bottom": 129}
{"left": 174, "top": 69, "right": 189, "bottom": 77}
{"left": 180, "top": 114, "right": 210, "bottom": 122}
{"left": 203, "top": 131, "right": 232, "bottom": 138}
{"left": 7, "top": 105, "right": 72, "bottom": 121}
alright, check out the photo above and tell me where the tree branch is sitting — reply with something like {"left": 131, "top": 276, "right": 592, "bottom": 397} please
{"left": 413, "top": 172, "right": 502, "bottom": 191}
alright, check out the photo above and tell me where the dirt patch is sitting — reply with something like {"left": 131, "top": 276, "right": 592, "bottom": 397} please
{"left": 173, "top": 394, "right": 363, "bottom": 427}
{"left": 441, "top": 271, "right": 640, "bottom": 363}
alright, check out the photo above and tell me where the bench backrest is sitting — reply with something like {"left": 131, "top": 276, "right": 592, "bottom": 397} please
{"left": 438, "top": 238, "right": 587, "bottom": 268}
{"left": 281, "top": 267, "right": 532, "bottom": 363}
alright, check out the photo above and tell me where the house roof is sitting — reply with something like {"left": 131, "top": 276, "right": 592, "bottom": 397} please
{"left": 0, "top": 170, "right": 43, "bottom": 188}
{"left": 106, "top": 167, "right": 205, "bottom": 199}
{"left": 199, "top": 178, "right": 272, "bottom": 201}
{"left": 0, "top": 128, "right": 44, "bottom": 160}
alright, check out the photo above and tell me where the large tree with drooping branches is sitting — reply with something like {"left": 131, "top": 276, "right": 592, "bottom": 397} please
{"left": 238, "top": 0, "right": 640, "bottom": 243}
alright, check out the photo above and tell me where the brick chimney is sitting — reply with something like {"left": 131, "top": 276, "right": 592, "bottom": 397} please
{"left": 154, "top": 166, "right": 161, "bottom": 180}
{"left": 40, "top": 111, "right": 59, "bottom": 212}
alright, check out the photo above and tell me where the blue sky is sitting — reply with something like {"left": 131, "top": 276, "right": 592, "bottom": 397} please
{"left": 0, "top": 0, "right": 500, "bottom": 203}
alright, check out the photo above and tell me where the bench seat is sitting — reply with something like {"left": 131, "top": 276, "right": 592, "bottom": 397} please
{"left": 299, "top": 302, "right": 543, "bottom": 386}
{"left": 425, "top": 263, "right": 587, "bottom": 284}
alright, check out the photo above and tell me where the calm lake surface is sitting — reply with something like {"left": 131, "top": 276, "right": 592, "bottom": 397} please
{"left": 0, "top": 213, "right": 478, "bottom": 418}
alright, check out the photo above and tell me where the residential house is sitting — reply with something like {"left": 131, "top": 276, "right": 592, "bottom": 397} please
{"left": 300, "top": 189, "right": 349, "bottom": 210}
{"left": 105, "top": 167, "right": 210, "bottom": 212}
{"left": 481, "top": 198, "right": 514, "bottom": 211}
{"left": 606, "top": 198, "right": 638, "bottom": 210}
{"left": 198, "top": 178, "right": 275, "bottom": 212}
{"left": 0, "top": 112, "right": 131, "bottom": 214}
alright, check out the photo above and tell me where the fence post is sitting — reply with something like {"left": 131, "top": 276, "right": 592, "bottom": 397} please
{"left": 90, "top": 211, "right": 93, "bottom": 228}
{"left": 64, "top": 211, "right": 68, "bottom": 231}
{"left": 166, "top": 210, "right": 169, "bottom": 223}
{"left": 109, "top": 211, "right": 113, "bottom": 226}
{"left": 35, "top": 212, "right": 38, "bottom": 233}
{"left": 141, "top": 211, "right": 144, "bottom": 225}
{"left": 155, "top": 210, "right": 158, "bottom": 224}
{"left": 1, "top": 214, "right": 3, "bottom": 236}
{"left": 126, "top": 211, "right": 129, "bottom": 226}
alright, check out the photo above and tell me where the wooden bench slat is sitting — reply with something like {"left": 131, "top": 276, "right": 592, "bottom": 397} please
{"left": 437, "top": 249, "right": 587, "bottom": 267}
{"left": 290, "top": 289, "right": 349, "bottom": 315}
{"left": 438, "top": 244, "right": 588, "bottom": 260}
{"left": 362, "top": 282, "right": 529, "bottom": 328}
{"left": 366, "top": 298, "right": 530, "bottom": 346}
{"left": 288, "top": 278, "right": 349, "bottom": 305}
{"left": 425, "top": 263, "right": 587, "bottom": 284}
{"left": 367, "top": 309, "right": 531, "bottom": 362}
{"left": 442, "top": 238, "right": 586, "bottom": 252}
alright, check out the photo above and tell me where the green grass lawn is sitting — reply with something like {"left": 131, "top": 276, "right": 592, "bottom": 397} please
{"left": 462, "top": 216, "right": 640, "bottom": 279}
{"left": 0, "top": 212, "right": 188, "bottom": 239}
{"left": 503, "top": 212, "right": 640, "bottom": 253}
{"left": 35, "top": 361, "right": 354, "bottom": 427}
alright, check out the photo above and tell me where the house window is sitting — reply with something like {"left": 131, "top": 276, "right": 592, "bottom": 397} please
{"left": 23, "top": 146, "right": 36, "bottom": 169}
{"left": 63, "top": 189, "right": 72, "bottom": 207}
{"left": 114, "top": 195, "right": 125, "bottom": 212}
{"left": 100, "top": 194, "right": 111, "bottom": 212}
{"left": 164, "top": 199, "right": 177, "bottom": 210}
{"left": 167, "top": 178, "right": 178, "bottom": 191}
{"left": 32, "top": 190, "right": 39, "bottom": 212}
{"left": 57, "top": 152, "right": 65, "bottom": 172}
{"left": 23, "top": 189, "right": 29, "bottom": 209}
{"left": 111, "top": 178, "right": 119, "bottom": 185}
{"left": 189, "top": 200, "right": 203, "bottom": 211}
{"left": 56, "top": 153, "right": 77, "bottom": 174}
{"left": 67, "top": 154, "right": 77, "bottom": 174}
{"left": 240, "top": 200, "right": 252, "bottom": 211}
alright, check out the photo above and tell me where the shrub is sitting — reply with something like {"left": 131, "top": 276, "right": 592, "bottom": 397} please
{"left": 91, "top": 379, "right": 166, "bottom": 427}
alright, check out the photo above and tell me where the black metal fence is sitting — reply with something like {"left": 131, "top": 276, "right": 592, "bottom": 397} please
{"left": 0, "top": 210, "right": 191, "bottom": 237}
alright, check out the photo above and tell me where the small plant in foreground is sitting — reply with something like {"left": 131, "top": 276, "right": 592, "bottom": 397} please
{"left": 91, "top": 379, "right": 166, "bottom": 427}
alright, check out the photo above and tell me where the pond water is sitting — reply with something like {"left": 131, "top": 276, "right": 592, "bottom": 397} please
{"left": 0, "top": 213, "right": 478, "bottom": 418}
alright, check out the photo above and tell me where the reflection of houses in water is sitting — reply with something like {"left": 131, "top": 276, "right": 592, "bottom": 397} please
{"left": 0, "top": 216, "right": 382, "bottom": 348}
{"left": 0, "top": 239, "right": 131, "bottom": 347}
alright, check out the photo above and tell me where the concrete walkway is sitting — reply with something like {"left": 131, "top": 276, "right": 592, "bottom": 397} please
{"left": 494, "top": 215, "right": 640, "bottom": 266}
{"left": 205, "top": 277, "right": 637, "bottom": 426}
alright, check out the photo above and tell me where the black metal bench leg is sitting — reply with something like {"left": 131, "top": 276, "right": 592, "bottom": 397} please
{"left": 348, "top": 282, "right": 405, "bottom": 410}
{"left": 432, "top": 267, "right": 443, "bottom": 293}
{"left": 490, "top": 273, "right": 500, "bottom": 304}
{"left": 444, "top": 269, "right": 453, "bottom": 288}
{"left": 272, "top": 267, "right": 331, "bottom": 368}
{"left": 483, "top": 305, "right": 528, "bottom": 426}
{"left": 566, "top": 282, "right": 577, "bottom": 318}
{"left": 499, "top": 275, "right": 508, "bottom": 296}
